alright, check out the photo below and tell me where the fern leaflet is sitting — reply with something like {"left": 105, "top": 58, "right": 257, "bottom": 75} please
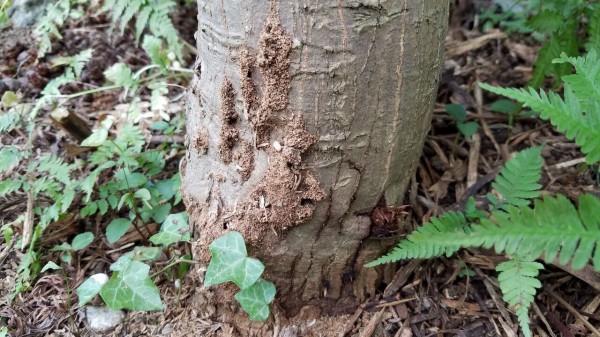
{"left": 496, "top": 256, "right": 543, "bottom": 337}
{"left": 458, "top": 194, "right": 600, "bottom": 270}
{"left": 487, "top": 147, "right": 542, "bottom": 211}
{"left": 365, "top": 211, "right": 468, "bottom": 267}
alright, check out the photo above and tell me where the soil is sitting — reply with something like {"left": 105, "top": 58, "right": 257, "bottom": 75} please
{"left": 2, "top": 0, "right": 600, "bottom": 336}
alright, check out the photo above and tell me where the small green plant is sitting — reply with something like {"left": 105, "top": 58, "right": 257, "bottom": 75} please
{"left": 50, "top": 232, "right": 94, "bottom": 264}
{"left": 369, "top": 50, "right": 600, "bottom": 337}
{"left": 445, "top": 104, "right": 478, "bottom": 137}
{"left": 482, "top": 0, "right": 600, "bottom": 89}
{"left": 1, "top": 0, "right": 193, "bottom": 310}
{"left": 204, "top": 231, "right": 276, "bottom": 321}
{"left": 76, "top": 212, "right": 191, "bottom": 311}
{"left": 34, "top": 0, "right": 183, "bottom": 60}
{"left": 479, "top": 1, "right": 533, "bottom": 35}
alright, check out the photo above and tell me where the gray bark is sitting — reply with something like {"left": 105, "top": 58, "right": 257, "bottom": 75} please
{"left": 183, "top": 0, "right": 448, "bottom": 317}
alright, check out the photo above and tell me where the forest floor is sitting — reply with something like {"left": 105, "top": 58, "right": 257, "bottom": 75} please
{"left": 1, "top": 1, "right": 600, "bottom": 337}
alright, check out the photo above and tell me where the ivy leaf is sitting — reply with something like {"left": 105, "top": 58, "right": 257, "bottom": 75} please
{"left": 81, "top": 118, "right": 114, "bottom": 147}
{"left": 155, "top": 178, "right": 176, "bottom": 201}
{"left": 134, "top": 188, "right": 151, "bottom": 201}
{"left": 151, "top": 204, "right": 171, "bottom": 224}
{"left": 41, "top": 261, "right": 62, "bottom": 272}
{"left": 204, "top": 231, "right": 264, "bottom": 290}
{"left": 100, "top": 261, "right": 163, "bottom": 311}
{"left": 71, "top": 232, "right": 94, "bottom": 251}
{"left": 1, "top": 91, "right": 19, "bottom": 107}
{"left": 457, "top": 121, "right": 478, "bottom": 137}
{"left": 234, "top": 278, "right": 276, "bottom": 321}
{"left": 446, "top": 103, "right": 467, "bottom": 122}
{"left": 115, "top": 171, "right": 148, "bottom": 190}
{"left": 77, "top": 275, "right": 105, "bottom": 307}
{"left": 132, "top": 246, "right": 162, "bottom": 261}
{"left": 106, "top": 218, "right": 132, "bottom": 244}
{"left": 118, "top": 193, "right": 134, "bottom": 210}
{"left": 110, "top": 254, "right": 133, "bottom": 272}
{"left": 490, "top": 99, "right": 518, "bottom": 114}
{"left": 149, "top": 212, "right": 190, "bottom": 246}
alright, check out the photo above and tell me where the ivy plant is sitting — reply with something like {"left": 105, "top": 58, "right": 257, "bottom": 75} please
{"left": 204, "top": 231, "right": 276, "bottom": 321}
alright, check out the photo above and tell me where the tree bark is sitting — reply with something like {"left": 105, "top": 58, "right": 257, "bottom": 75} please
{"left": 183, "top": 0, "right": 448, "bottom": 319}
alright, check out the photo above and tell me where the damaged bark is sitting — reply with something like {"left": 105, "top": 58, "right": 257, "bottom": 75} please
{"left": 183, "top": 0, "right": 448, "bottom": 327}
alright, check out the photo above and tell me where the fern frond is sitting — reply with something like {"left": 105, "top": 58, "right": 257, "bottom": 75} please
{"left": 41, "top": 68, "right": 77, "bottom": 97}
{"left": 135, "top": 6, "right": 153, "bottom": 44}
{"left": 147, "top": 1, "right": 182, "bottom": 58}
{"left": 529, "top": 21, "right": 578, "bottom": 89}
{"left": 102, "top": 0, "right": 182, "bottom": 59}
{"left": 35, "top": 155, "right": 75, "bottom": 186}
{"left": 526, "top": 10, "right": 564, "bottom": 33}
{"left": 487, "top": 147, "right": 543, "bottom": 211}
{"left": 51, "top": 49, "right": 93, "bottom": 78}
{"left": 552, "top": 50, "right": 600, "bottom": 111}
{"left": 0, "top": 179, "right": 22, "bottom": 197}
{"left": 458, "top": 194, "right": 600, "bottom": 270}
{"left": 0, "top": 109, "right": 22, "bottom": 133}
{"left": 119, "top": 0, "right": 142, "bottom": 35}
{"left": 103, "top": 63, "right": 139, "bottom": 97}
{"left": 496, "top": 256, "right": 543, "bottom": 337}
{"left": 586, "top": 4, "right": 600, "bottom": 52}
{"left": 81, "top": 161, "right": 117, "bottom": 201}
{"left": 0, "top": 146, "right": 23, "bottom": 173}
{"left": 365, "top": 211, "right": 468, "bottom": 267}
{"left": 34, "top": 0, "right": 71, "bottom": 57}
{"left": 480, "top": 82, "right": 600, "bottom": 164}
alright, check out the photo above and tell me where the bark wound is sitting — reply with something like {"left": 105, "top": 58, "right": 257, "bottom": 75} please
{"left": 218, "top": 79, "right": 239, "bottom": 163}
{"left": 239, "top": 48, "right": 258, "bottom": 117}
{"left": 251, "top": 6, "right": 293, "bottom": 144}
{"left": 228, "top": 5, "right": 324, "bottom": 245}
{"left": 194, "top": 128, "right": 209, "bottom": 154}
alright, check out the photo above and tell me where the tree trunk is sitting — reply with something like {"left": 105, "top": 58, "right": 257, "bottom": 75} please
{"left": 183, "top": 0, "right": 448, "bottom": 321}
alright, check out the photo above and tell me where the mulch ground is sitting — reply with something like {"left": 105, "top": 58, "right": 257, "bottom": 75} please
{"left": 1, "top": 1, "right": 600, "bottom": 336}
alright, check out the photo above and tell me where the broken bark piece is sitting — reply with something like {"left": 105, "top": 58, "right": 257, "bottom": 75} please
{"left": 50, "top": 108, "right": 92, "bottom": 142}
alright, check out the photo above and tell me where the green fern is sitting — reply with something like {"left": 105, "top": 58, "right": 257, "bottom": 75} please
{"left": 101, "top": 0, "right": 182, "bottom": 59}
{"left": 34, "top": 0, "right": 72, "bottom": 57}
{"left": 529, "top": 21, "right": 579, "bottom": 89}
{"left": 459, "top": 194, "right": 600, "bottom": 270}
{"left": 480, "top": 51, "right": 600, "bottom": 164}
{"left": 34, "top": 155, "right": 76, "bottom": 186}
{"left": 51, "top": 49, "right": 93, "bottom": 78}
{"left": 487, "top": 147, "right": 543, "bottom": 211}
{"left": 496, "top": 256, "right": 543, "bottom": 337}
{"left": 365, "top": 211, "right": 468, "bottom": 267}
